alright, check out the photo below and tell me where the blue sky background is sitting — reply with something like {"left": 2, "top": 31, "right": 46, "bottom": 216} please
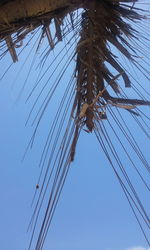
{"left": 0, "top": 3, "right": 150, "bottom": 250}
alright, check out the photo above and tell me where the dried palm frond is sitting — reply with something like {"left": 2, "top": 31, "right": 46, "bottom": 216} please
{"left": 0, "top": 0, "right": 150, "bottom": 250}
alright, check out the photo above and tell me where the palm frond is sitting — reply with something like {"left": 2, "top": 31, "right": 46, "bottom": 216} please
{"left": 0, "top": 0, "right": 150, "bottom": 249}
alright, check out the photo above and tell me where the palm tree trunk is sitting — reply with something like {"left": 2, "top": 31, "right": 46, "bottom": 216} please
{"left": 0, "top": 0, "right": 80, "bottom": 24}
{"left": 0, "top": 0, "right": 82, "bottom": 39}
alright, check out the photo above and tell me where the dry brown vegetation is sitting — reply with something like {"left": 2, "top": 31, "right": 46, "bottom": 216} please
{"left": 0, "top": 0, "right": 150, "bottom": 249}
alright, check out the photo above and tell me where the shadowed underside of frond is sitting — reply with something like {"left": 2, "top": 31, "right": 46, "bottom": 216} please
{"left": 73, "top": 0, "right": 150, "bottom": 140}
{"left": 0, "top": 0, "right": 150, "bottom": 250}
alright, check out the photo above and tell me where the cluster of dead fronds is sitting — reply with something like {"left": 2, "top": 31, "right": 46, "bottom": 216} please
{"left": 0, "top": 0, "right": 150, "bottom": 250}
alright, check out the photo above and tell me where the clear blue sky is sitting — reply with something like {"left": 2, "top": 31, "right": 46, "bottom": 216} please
{"left": 0, "top": 3, "right": 150, "bottom": 250}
